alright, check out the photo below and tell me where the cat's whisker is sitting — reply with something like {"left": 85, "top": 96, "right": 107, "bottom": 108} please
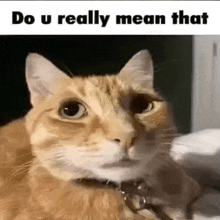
{"left": 83, "top": 155, "right": 100, "bottom": 158}
{"left": 9, "top": 160, "right": 32, "bottom": 170}
{"left": 161, "top": 142, "right": 173, "bottom": 148}
{"left": 162, "top": 127, "right": 176, "bottom": 131}
{"left": 162, "top": 141, "right": 173, "bottom": 144}
{"left": 8, "top": 168, "right": 30, "bottom": 181}
{"left": 159, "top": 133, "right": 181, "bottom": 138}
{"left": 0, "top": 151, "right": 33, "bottom": 167}
{"left": 9, "top": 160, "right": 33, "bottom": 176}
{"left": 173, "top": 141, "right": 220, "bottom": 150}
{"left": 6, "top": 163, "right": 32, "bottom": 182}
{"left": 63, "top": 64, "right": 75, "bottom": 77}
{"left": 2, "top": 166, "right": 31, "bottom": 193}
{"left": 172, "top": 142, "right": 187, "bottom": 146}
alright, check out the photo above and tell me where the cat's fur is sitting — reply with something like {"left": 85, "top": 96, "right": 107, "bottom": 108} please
{"left": 0, "top": 50, "right": 200, "bottom": 220}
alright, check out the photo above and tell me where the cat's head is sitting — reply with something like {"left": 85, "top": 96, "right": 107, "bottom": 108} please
{"left": 25, "top": 50, "right": 175, "bottom": 182}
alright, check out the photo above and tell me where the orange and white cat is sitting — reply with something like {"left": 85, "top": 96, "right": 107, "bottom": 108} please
{"left": 0, "top": 50, "right": 200, "bottom": 220}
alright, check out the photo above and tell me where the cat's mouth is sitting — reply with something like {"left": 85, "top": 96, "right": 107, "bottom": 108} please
{"left": 101, "top": 158, "right": 140, "bottom": 168}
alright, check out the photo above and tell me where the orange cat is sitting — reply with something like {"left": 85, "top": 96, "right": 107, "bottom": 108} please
{"left": 0, "top": 50, "right": 200, "bottom": 220}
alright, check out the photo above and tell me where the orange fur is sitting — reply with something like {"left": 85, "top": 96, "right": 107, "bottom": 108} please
{"left": 0, "top": 51, "right": 200, "bottom": 220}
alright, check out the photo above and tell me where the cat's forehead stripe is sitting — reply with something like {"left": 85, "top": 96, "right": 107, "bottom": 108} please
{"left": 87, "top": 76, "right": 123, "bottom": 114}
{"left": 68, "top": 79, "right": 104, "bottom": 117}
{"left": 67, "top": 77, "right": 118, "bottom": 117}
{"left": 68, "top": 78, "right": 87, "bottom": 98}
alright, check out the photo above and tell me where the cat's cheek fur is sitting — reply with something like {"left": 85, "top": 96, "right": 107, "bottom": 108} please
{"left": 30, "top": 124, "right": 57, "bottom": 146}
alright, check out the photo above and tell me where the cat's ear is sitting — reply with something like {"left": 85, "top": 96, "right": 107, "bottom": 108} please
{"left": 118, "top": 50, "right": 154, "bottom": 88}
{"left": 25, "top": 53, "right": 69, "bottom": 105}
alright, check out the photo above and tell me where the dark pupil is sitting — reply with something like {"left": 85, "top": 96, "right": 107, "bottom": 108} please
{"left": 63, "top": 102, "right": 80, "bottom": 116}
{"left": 131, "top": 95, "right": 150, "bottom": 113}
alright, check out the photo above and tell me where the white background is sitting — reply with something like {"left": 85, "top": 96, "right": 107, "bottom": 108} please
{"left": 0, "top": 1, "right": 219, "bottom": 35}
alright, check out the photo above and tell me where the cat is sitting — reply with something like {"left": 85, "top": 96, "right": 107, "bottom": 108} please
{"left": 0, "top": 50, "right": 201, "bottom": 220}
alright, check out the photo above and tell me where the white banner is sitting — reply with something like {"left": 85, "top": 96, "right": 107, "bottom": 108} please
{"left": 0, "top": 1, "right": 219, "bottom": 35}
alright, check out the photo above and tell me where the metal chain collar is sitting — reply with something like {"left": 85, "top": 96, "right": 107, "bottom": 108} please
{"left": 115, "top": 180, "right": 173, "bottom": 220}
{"left": 75, "top": 178, "right": 173, "bottom": 220}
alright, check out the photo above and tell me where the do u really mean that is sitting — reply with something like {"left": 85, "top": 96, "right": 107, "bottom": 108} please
{"left": 12, "top": 10, "right": 209, "bottom": 27}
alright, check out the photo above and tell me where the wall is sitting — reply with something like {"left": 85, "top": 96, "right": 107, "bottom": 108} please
{"left": 192, "top": 35, "right": 220, "bottom": 132}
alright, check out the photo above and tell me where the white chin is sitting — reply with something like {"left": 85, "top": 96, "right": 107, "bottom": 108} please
{"left": 93, "top": 166, "right": 146, "bottom": 183}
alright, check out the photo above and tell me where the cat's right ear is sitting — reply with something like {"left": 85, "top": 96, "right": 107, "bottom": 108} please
{"left": 118, "top": 50, "right": 154, "bottom": 89}
{"left": 25, "top": 53, "right": 69, "bottom": 106}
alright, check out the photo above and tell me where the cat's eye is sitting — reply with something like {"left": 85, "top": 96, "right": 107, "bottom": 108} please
{"left": 59, "top": 101, "right": 86, "bottom": 119}
{"left": 130, "top": 94, "right": 153, "bottom": 114}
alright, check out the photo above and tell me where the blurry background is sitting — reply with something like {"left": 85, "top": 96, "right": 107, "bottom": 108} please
{"left": 192, "top": 36, "right": 220, "bottom": 132}
{"left": 0, "top": 35, "right": 197, "bottom": 133}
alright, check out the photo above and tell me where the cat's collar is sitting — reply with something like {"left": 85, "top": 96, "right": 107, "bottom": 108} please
{"left": 74, "top": 178, "right": 150, "bottom": 200}
{"left": 74, "top": 178, "right": 173, "bottom": 220}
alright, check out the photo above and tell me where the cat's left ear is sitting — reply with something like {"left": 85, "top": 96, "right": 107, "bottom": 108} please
{"left": 25, "top": 53, "right": 69, "bottom": 105}
{"left": 118, "top": 50, "right": 154, "bottom": 88}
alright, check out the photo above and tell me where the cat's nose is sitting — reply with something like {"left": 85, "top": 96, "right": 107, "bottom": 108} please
{"left": 113, "top": 139, "right": 121, "bottom": 143}
{"left": 107, "top": 115, "right": 137, "bottom": 149}
{"left": 112, "top": 134, "right": 136, "bottom": 149}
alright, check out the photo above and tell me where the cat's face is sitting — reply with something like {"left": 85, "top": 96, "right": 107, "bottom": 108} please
{"left": 25, "top": 51, "right": 174, "bottom": 182}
